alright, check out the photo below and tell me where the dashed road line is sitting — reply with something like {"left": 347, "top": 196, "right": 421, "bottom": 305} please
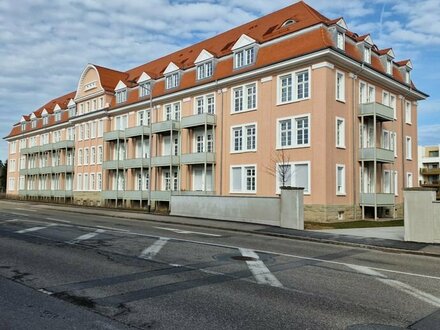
{"left": 154, "top": 226, "right": 221, "bottom": 237}
{"left": 16, "top": 224, "right": 57, "bottom": 234}
{"left": 239, "top": 248, "right": 283, "bottom": 288}
{"left": 67, "top": 229, "right": 106, "bottom": 244}
{"left": 139, "top": 238, "right": 169, "bottom": 260}
{"left": 45, "top": 217, "right": 71, "bottom": 224}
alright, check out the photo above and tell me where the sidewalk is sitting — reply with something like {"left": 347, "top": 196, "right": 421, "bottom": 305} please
{"left": 10, "top": 200, "right": 440, "bottom": 258}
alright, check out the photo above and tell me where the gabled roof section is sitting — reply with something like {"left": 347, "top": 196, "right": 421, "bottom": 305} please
{"left": 163, "top": 62, "right": 180, "bottom": 75}
{"left": 396, "top": 59, "right": 413, "bottom": 70}
{"left": 115, "top": 80, "right": 127, "bottom": 91}
{"left": 30, "top": 113, "right": 37, "bottom": 120}
{"left": 41, "top": 109, "right": 49, "bottom": 116}
{"left": 231, "top": 34, "right": 256, "bottom": 51}
{"left": 377, "top": 48, "right": 395, "bottom": 58}
{"left": 53, "top": 104, "right": 61, "bottom": 112}
{"left": 194, "top": 49, "right": 214, "bottom": 64}
{"left": 328, "top": 17, "right": 348, "bottom": 30}
{"left": 20, "top": 116, "right": 29, "bottom": 122}
{"left": 67, "top": 99, "right": 76, "bottom": 107}
{"left": 357, "top": 34, "right": 373, "bottom": 46}
{"left": 137, "top": 72, "right": 152, "bottom": 84}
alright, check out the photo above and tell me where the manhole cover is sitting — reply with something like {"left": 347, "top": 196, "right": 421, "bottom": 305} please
{"left": 231, "top": 256, "right": 257, "bottom": 261}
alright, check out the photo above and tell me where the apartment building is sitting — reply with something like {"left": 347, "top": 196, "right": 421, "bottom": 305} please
{"left": 418, "top": 145, "right": 440, "bottom": 200}
{"left": 4, "top": 1, "right": 427, "bottom": 221}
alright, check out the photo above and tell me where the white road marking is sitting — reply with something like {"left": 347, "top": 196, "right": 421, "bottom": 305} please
{"left": 38, "top": 289, "right": 53, "bottom": 295}
{"left": 16, "top": 224, "right": 57, "bottom": 234}
{"left": 67, "top": 229, "right": 106, "bottom": 244}
{"left": 154, "top": 226, "right": 221, "bottom": 237}
{"left": 96, "top": 225, "right": 129, "bottom": 232}
{"left": 9, "top": 212, "right": 30, "bottom": 217}
{"left": 45, "top": 217, "right": 71, "bottom": 224}
{"left": 347, "top": 264, "right": 440, "bottom": 308}
{"left": 239, "top": 248, "right": 283, "bottom": 288}
{"left": 139, "top": 237, "right": 169, "bottom": 260}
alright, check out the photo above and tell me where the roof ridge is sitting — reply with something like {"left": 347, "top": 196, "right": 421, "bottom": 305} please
{"left": 300, "top": 1, "right": 329, "bottom": 22}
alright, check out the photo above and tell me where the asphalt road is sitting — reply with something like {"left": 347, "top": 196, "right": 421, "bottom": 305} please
{"left": 0, "top": 200, "right": 439, "bottom": 329}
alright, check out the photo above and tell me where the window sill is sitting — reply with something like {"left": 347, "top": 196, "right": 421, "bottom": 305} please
{"left": 276, "top": 144, "right": 310, "bottom": 150}
{"left": 230, "top": 150, "right": 257, "bottom": 155}
{"left": 336, "top": 99, "right": 346, "bottom": 104}
{"left": 336, "top": 146, "right": 346, "bottom": 150}
{"left": 336, "top": 193, "right": 346, "bottom": 196}
{"left": 229, "top": 191, "right": 257, "bottom": 195}
{"left": 276, "top": 97, "right": 310, "bottom": 106}
{"left": 231, "top": 108, "right": 257, "bottom": 115}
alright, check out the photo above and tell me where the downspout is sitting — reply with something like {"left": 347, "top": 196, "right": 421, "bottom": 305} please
{"left": 218, "top": 81, "right": 224, "bottom": 195}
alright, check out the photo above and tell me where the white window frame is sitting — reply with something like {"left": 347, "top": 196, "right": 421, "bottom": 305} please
{"left": 231, "top": 82, "right": 257, "bottom": 113}
{"left": 386, "top": 58, "right": 393, "bottom": 75}
{"left": 230, "top": 123, "right": 257, "bottom": 153}
{"left": 335, "top": 117, "right": 345, "bottom": 149}
{"left": 405, "top": 101, "right": 412, "bottom": 124}
{"left": 276, "top": 114, "right": 311, "bottom": 149}
{"left": 137, "top": 109, "right": 151, "bottom": 126}
{"left": 230, "top": 164, "right": 257, "bottom": 194}
{"left": 97, "top": 145, "right": 103, "bottom": 164}
{"left": 165, "top": 72, "right": 180, "bottom": 90}
{"left": 405, "top": 136, "right": 412, "bottom": 160}
{"left": 275, "top": 161, "right": 311, "bottom": 195}
{"left": 194, "top": 93, "right": 216, "bottom": 114}
{"left": 78, "top": 148, "right": 83, "bottom": 166}
{"left": 394, "top": 171, "right": 398, "bottom": 196}
{"left": 336, "top": 164, "right": 346, "bottom": 196}
{"left": 163, "top": 102, "right": 181, "bottom": 121}
{"left": 277, "top": 68, "right": 311, "bottom": 105}
{"left": 337, "top": 31, "right": 345, "bottom": 50}
{"left": 364, "top": 46, "right": 371, "bottom": 64}
{"left": 234, "top": 46, "right": 256, "bottom": 69}
{"left": 115, "top": 89, "right": 127, "bottom": 104}
{"left": 335, "top": 70, "right": 345, "bottom": 102}
{"left": 196, "top": 60, "right": 214, "bottom": 80}
{"left": 406, "top": 172, "right": 413, "bottom": 188}
{"left": 139, "top": 81, "right": 151, "bottom": 98}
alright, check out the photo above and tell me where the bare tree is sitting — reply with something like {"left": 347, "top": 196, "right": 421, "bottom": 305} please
{"left": 265, "top": 149, "right": 292, "bottom": 189}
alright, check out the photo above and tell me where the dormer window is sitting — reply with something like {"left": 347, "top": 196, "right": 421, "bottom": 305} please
{"left": 165, "top": 72, "right": 180, "bottom": 90}
{"left": 234, "top": 46, "right": 255, "bottom": 69}
{"left": 232, "top": 34, "right": 257, "bottom": 70}
{"left": 364, "top": 46, "right": 371, "bottom": 64}
{"left": 405, "top": 70, "right": 411, "bottom": 84}
{"left": 116, "top": 89, "right": 127, "bottom": 104}
{"left": 31, "top": 119, "right": 37, "bottom": 129}
{"left": 43, "top": 115, "right": 48, "bottom": 126}
{"left": 68, "top": 106, "right": 76, "bottom": 117}
{"left": 196, "top": 61, "right": 213, "bottom": 80}
{"left": 139, "top": 81, "right": 151, "bottom": 97}
{"left": 21, "top": 122, "right": 26, "bottom": 131}
{"left": 386, "top": 58, "right": 393, "bottom": 75}
{"left": 55, "top": 111, "right": 61, "bottom": 122}
{"left": 337, "top": 31, "right": 345, "bottom": 50}
{"left": 282, "top": 19, "right": 295, "bottom": 27}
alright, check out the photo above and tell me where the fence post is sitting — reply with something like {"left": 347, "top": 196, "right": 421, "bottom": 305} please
{"left": 280, "top": 187, "right": 304, "bottom": 230}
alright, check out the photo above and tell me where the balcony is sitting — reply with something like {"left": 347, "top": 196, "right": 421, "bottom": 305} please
{"left": 420, "top": 168, "right": 440, "bottom": 176}
{"left": 52, "top": 165, "right": 74, "bottom": 173}
{"left": 359, "top": 148, "right": 394, "bottom": 163}
{"left": 52, "top": 190, "right": 74, "bottom": 198}
{"left": 151, "top": 155, "right": 180, "bottom": 167}
{"left": 102, "top": 190, "right": 120, "bottom": 199}
{"left": 19, "top": 168, "right": 28, "bottom": 175}
{"left": 102, "top": 160, "right": 125, "bottom": 170}
{"left": 40, "top": 167, "right": 52, "bottom": 175}
{"left": 125, "top": 126, "right": 151, "bottom": 138}
{"left": 53, "top": 140, "right": 75, "bottom": 150}
{"left": 40, "top": 144, "right": 53, "bottom": 152}
{"left": 124, "top": 190, "right": 150, "bottom": 200}
{"left": 150, "top": 190, "right": 172, "bottom": 201}
{"left": 181, "top": 113, "right": 216, "bottom": 128}
{"left": 181, "top": 152, "right": 215, "bottom": 165}
{"left": 152, "top": 120, "right": 180, "bottom": 133}
{"left": 359, "top": 102, "right": 394, "bottom": 122}
{"left": 27, "top": 168, "right": 40, "bottom": 175}
{"left": 124, "top": 158, "right": 150, "bottom": 169}
{"left": 360, "top": 193, "right": 395, "bottom": 206}
{"left": 21, "top": 146, "right": 40, "bottom": 154}
{"left": 104, "top": 130, "right": 125, "bottom": 141}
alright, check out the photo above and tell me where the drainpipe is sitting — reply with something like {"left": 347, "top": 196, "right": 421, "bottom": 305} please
{"left": 218, "top": 82, "right": 224, "bottom": 195}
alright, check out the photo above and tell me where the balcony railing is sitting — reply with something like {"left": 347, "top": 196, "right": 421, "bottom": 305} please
{"left": 52, "top": 165, "right": 74, "bottom": 173}
{"left": 359, "top": 148, "right": 394, "bottom": 163}
{"left": 124, "top": 158, "right": 150, "bottom": 169}
{"left": 360, "top": 193, "right": 395, "bottom": 206}
{"left": 104, "top": 130, "right": 125, "bottom": 141}
{"left": 102, "top": 160, "right": 125, "bottom": 170}
{"left": 359, "top": 102, "right": 394, "bottom": 121}
{"left": 152, "top": 120, "right": 180, "bottom": 133}
{"left": 420, "top": 168, "right": 440, "bottom": 176}
{"left": 151, "top": 155, "right": 180, "bottom": 167}
{"left": 53, "top": 140, "right": 75, "bottom": 150}
{"left": 21, "top": 146, "right": 40, "bottom": 154}
{"left": 150, "top": 190, "right": 172, "bottom": 201}
{"left": 181, "top": 152, "right": 215, "bottom": 164}
{"left": 181, "top": 113, "right": 216, "bottom": 128}
{"left": 125, "top": 126, "right": 152, "bottom": 138}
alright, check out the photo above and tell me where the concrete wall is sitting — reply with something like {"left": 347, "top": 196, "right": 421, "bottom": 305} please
{"left": 170, "top": 187, "right": 304, "bottom": 229}
{"left": 404, "top": 188, "right": 440, "bottom": 243}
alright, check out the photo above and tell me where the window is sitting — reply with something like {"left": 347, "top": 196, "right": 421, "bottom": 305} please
{"left": 277, "top": 115, "right": 310, "bottom": 149}
{"left": 336, "top": 71, "right": 345, "bottom": 101}
{"left": 336, "top": 117, "right": 345, "bottom": 148}
{"left": 77, "top": 174, "right": 82, "bottom": 191}
{"left": 116, "top": 89, "right": 127, "bottom": 104}
{"left": 231, "top": 124, "right": 256, "bottom": 152}
{"left": 405, "top": 70, "right": 411, "bottom": 84}
{"left": 97, "top": 173, "right": 102, "bottom": 191}
{"left": 91, "top": 147, "right": 96, "bottom": 164}
{"left": 364, "top": 46, "right": 371, "bottom": 64}
{"left": 99, "top": 97, "right": 104, "bottom": 109}
{"left": 386, "top": 59, "right": 392, "bottom": 75}
{"left": 84, "top": 148, "right": 89, "bottom": 165}
{"left": 232, "top": 83, "right": 257, "bottom": 113}
{"left": 406, "top": 136, "right": 412, "bottom": 160}
{"left": 21, "top": 122, "right": 26, "bottom": 131}
{"left": 406, "top": 172, "right": 413, "bottom": 188}
{"left": 194, "top": 94, "right": 215, "bottom": 114}
{"left": 97, "top": 120, "right": 103, "bottom": 137}
{"left": 115, "top": 115, "right": 128, "bottom": 130}
{"left": 383, "top": 170, "right": 392, "bottom": 194}
{"left": 234, "top": 46, "right": 255, "bottom": 69}
{"left": 78, "top": 149, "right": 83, "bottom": 165}
{"left": 97, "top": 146, "right": 103, "bottom": 164}
{"left": 164, "top": 102, "right": 181, "bottom": 120}
{"left": 139, "top": 82, "right": 151, "bottom": 98}
{"left": 55, "top": 111, "right": 61, "bottom": 122}
{"left": 392, "top": 132, "right": 397, "bottom": 157}
{"left": 405, "top": 101, "right": 412, "bottom": 124}
{"left": 394, "top": 171, "right": 398, "bottom": 196}
{"left": 84, "top": 174, "right": 89, "bottom": 191}
{"left": 368, "top": 85, "right": 375, "bottom": 102}
{"left": 336, "top": 165, "right": 346, "bottom": 195}
{"left": 278, "top": 69, "right": 310, "bottom": 104}
{"left": 230, "top": 165, "right": 256, "bottom": 193}
{"left": 275, "top": 162, "right": 310, "bottom": 194}
{"left": 93, "top": 99, "right": 97, "bottom": 110}
{"left": 43, "top": 116, "right": 48, "bottom": 126}
{"left": 8, "top": 178, "right": 15, "bottom": 191}
{"left": 337, "top": 31, "right": 345, "bottom": 50}
{"left": 196, "top": 61, "right": 214, "bottom": 80}
{"left": 90, "top": 173, "right": 95, "bottom": 191}
{"left": 91, "top": 121, "right": 96, "bottom": 138}
{"left": 137, "top": 110, "right": 151, "bottom": 126}
{"left": 31, "top": 119, "right": 37, "bottom": 129}
{"left": 166, "top": 72, "right": 180, "bottom": 89}
{"left": 84, "top": 123, "right": 90, "bottom": 140}
{"left": 9, "top": 141, "right": 16, "bottom": 154}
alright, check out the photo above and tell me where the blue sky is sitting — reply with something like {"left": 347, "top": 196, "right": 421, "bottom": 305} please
{"left": 0, "top": 0, "right": 439, "bottom": 160}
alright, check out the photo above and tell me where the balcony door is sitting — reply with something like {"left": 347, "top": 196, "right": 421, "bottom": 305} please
{"left": 193, "top": 166, "right": 213, "bottom": 192}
